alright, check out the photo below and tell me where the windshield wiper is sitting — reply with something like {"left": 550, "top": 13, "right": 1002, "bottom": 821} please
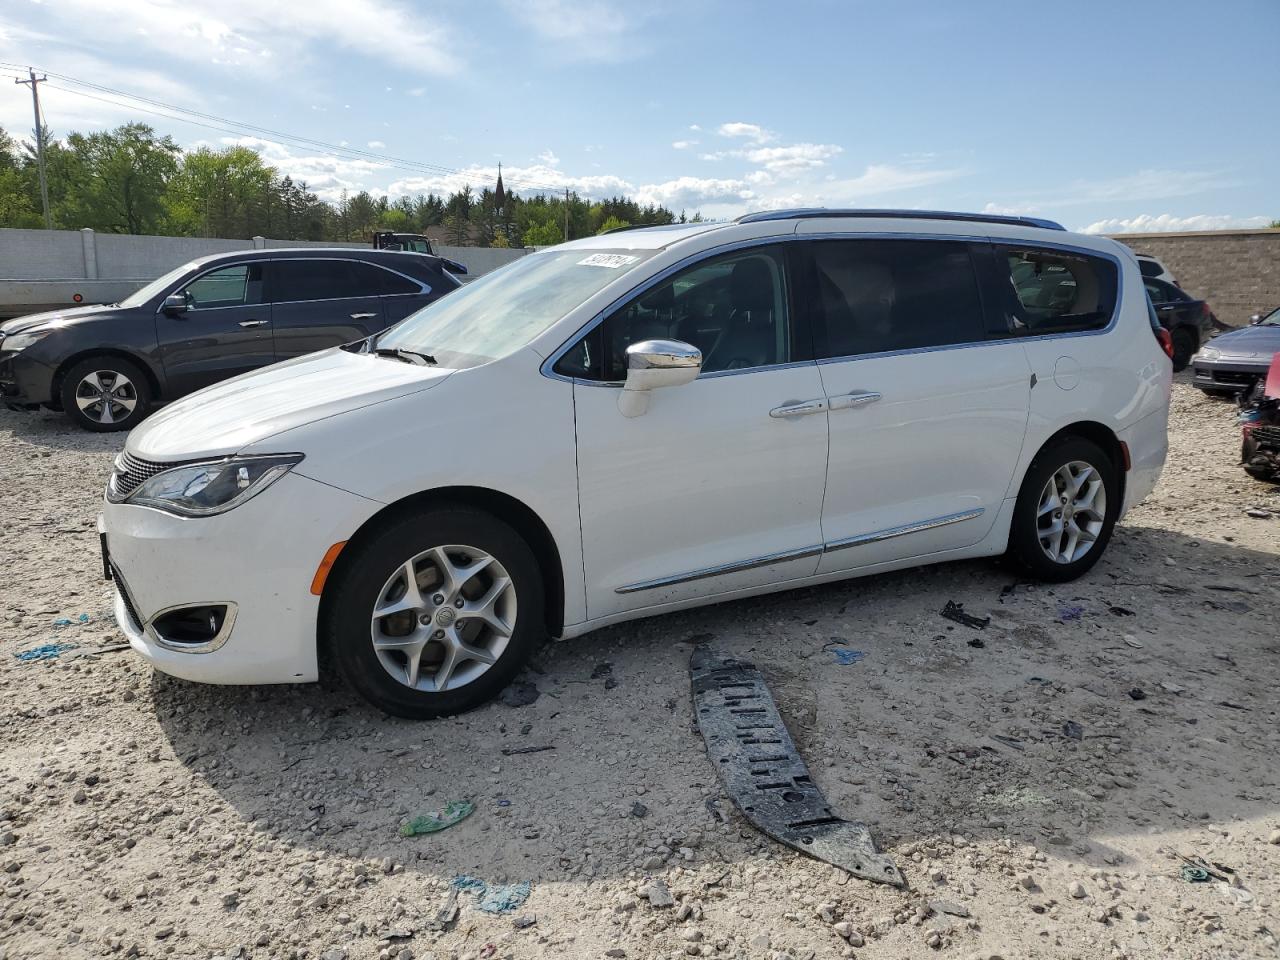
{"left": 372, "top": 346, "right": 437, "bottom": 366}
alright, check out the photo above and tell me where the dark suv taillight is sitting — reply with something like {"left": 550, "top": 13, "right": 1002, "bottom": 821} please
{"left": 1156, "top": 327, "right": 1174, "bottom": 360}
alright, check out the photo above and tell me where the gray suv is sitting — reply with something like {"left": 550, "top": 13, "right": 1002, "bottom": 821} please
{"left": 0, "top": 248, "right": 460, "bottom": 431}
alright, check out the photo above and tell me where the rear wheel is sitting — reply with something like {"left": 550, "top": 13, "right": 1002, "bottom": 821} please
{"left": 1006, "top": 437, "right": 1119, "bottom": 582}
{"left": 1170, "top": 327, "right": 1196, "bottom": 372}
{"left": 59, "top": 356, "right": 151, "bottom": 432}
{"left": 325, "top": 506, "right": 544, "bottom": 719}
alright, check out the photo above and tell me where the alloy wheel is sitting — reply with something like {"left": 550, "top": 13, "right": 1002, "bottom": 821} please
{"left": 74, "top": 370, "right": 138, "bottom": 425}
{"left": 369, "top": 544, "right": 516, "bottom": 692}
{"left": 1036, "top": 460, "right": 1107, "bottom": 564}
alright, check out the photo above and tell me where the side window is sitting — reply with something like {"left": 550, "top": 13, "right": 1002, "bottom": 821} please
{"left": 348, "top": 261, "right": 422, "bottom": 296}
{"left": 271, "top": 260, "right": 357, "bottom": 303}
{"left": 1002, "top": 247, "right": 1117, "bottom": 333}
{"left": 811, "top": 239, "right": 985, "bottom": 358}
{"left": 182, "top": 264, "right": 264, "bottom": 309}
{"left": 1137, "top": 258, "right": 1162, "bottom": 279}
{"left": 1144, "top": 279, "right": 1168, "bottom": 304}
{"left": 555, "top": 247, "right": 792, "bottom": 380}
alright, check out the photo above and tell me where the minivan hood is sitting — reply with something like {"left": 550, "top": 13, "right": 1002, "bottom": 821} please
{"left": 1208, "top": 324, "right": 1280, "bottom": 359}
{"left": 128, "top": 347, "right": 454, "bottom": 460}
{"left": 0, "top": 304, "right": 118, "bottom": 335}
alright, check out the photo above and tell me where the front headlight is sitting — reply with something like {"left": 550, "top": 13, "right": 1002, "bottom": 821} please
{"left": 1197, "top": 346, "right": 1221, "bottom": 361}
{"left": 124, "top": 454, "right": 303, "bottom": 517}
{"left": 0, "top": 329, "right": 53, "bottom": 353}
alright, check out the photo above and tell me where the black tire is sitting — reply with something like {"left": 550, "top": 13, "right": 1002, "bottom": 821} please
{"left": 1170, "top": 327, "right": 1196, "bottom": 372}
{"left": 1006, "top": 437, "right": 1120, "bottom": 582}
{"left": 324, "top": 506, "right": 544, "bottom": 719}
{"left": 59, "top": 356, "right": 152, "bottom": 432}
{"left": 1198, "top": 388, "right": 1237, "bottom": 401}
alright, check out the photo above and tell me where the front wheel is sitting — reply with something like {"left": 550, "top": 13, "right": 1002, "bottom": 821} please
{"left": 1006, "top": 437, "right": 1119, "bottom": 582}
{"left": 324, "top": 506, "right": 544, "bottom": 719}
{"left": 59, "top": 356, "right": 152, "bottom": 432}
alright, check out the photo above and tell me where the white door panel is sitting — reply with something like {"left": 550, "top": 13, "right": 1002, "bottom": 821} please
{"left": 574, "top": 365, "right": 829, "bottom": 618}
{"left": 815, "top": 341, "right": 1031, "bottom": 573}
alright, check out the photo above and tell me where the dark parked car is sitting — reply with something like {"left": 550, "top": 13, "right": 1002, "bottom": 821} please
{"left": 0, "top": 248, "right": 460, "bottom": 431}
{"left": 1143, "top": 277, "right": 1214, "bottom": 371}
{"left": 1192, "top": 306, "right": 1280, "bottom": 397}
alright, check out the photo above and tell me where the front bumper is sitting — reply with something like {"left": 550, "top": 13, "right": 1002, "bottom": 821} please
{"left": 101, "top": 471, "right": 380, "bottom": 685}
{"left": 1191, "top": 357, "right": 1267, "bottom": 393}
{"left": 0, "top": 350, "right": 56, "bottom": 408}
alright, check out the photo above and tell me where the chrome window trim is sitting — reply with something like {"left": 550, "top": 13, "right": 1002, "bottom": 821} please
{"left": 541, "top": 231, "right": 1126, "bottom": 383}
{"left": 616, "top": 507, "right": 986, "bottom": 594}
{"left": 156, "top": 256, "right": 430, "bottom": 315}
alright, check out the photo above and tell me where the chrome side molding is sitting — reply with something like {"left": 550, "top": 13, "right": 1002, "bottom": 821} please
{"left": 616, "top": 507, "right": 985, "bottom": 594}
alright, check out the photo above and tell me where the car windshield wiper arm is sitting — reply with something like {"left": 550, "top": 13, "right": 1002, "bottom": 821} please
{"left": 372, "top": 346, "right": 437, "bottom": 366}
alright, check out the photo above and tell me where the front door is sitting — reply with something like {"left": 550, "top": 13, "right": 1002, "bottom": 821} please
{"left": 157, "top": 262, "right": 275, "bottom": 397}
{"left": 564, "top": 245, "right": 830, "bottom": 619}
{"left": 268, "top": 259, "right": 386, "bottom": 359}
{"left": 802, "top": 237, "right": 1031, "bottom": 573}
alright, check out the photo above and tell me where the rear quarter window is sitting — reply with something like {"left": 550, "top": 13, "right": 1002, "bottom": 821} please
{"left": 1000, "top": 246, "right": 1118, "bottom": 334}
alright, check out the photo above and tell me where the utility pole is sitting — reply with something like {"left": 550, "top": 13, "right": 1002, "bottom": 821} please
{"left": 564, "top": 187, "right": 570, "bottom": 242}
{"left": 15, "top": 68, "right": 52, "bottom": 229}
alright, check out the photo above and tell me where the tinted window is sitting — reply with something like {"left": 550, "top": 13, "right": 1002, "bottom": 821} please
{"left": 811, "top": 239, "right": 984, "bottom": 358}
{"left": 1144, "top": 279, "right": 1170, "bottom": 304}
{"left": 557, "top": 246, "right": 792, "bottom": 380}
{"left": 1145, "top": 277, "right": 1184, "bottom": 304}
{"left": 349, "top": 261, "right": 421, "bottom": 296}
{"left": 271, "top": 260, "right": 355, "bottom": 302}
{"left": 1002, "top": 247, "right": 1117, "bottom": 333}
{"left": 1138, "top": 258, "right": 1162, "bottom": 279}
{"left": 182, "top": 264, "right": 264, "bottom": 308}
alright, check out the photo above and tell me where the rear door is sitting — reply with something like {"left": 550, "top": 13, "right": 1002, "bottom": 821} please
{"left": 374, "top": 260, "right": 442, "bottom": 325}
{"left": 268, "top": 258, "right": 386, "bottom": 359}
{"left": 803, "top": 237, "right": 1031, "bottom": 573}
{"left": 156, "top": 261, "right": 275, "bottom": 396}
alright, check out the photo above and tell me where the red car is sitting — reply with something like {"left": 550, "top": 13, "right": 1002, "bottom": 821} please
{"left": 1240, "top": 354, "right": 1280, "bottom": 482}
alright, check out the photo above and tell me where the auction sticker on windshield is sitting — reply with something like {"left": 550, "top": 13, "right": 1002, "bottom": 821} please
{"left": 577, "top": 253, "right": 640, "bottom": 268}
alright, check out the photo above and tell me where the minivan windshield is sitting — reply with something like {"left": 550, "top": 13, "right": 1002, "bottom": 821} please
{"left": 118, "top": 260, "right": 200, "bottom": 308}
{"left": 375, "top": 249, "right": 654, "bottom": 368}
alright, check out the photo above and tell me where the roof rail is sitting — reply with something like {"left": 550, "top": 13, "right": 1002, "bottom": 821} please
{"left": 735, "top": 208, "right": 1066, "bottom": 231}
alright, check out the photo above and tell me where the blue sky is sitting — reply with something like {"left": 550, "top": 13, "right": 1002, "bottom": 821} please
{"left": 1, "top": 0, "right": 1276, "bottom": 232}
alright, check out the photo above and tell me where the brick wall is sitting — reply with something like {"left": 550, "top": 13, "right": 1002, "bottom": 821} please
{"left": 1110, "top": 228, "right": 1280, "bottom": 328}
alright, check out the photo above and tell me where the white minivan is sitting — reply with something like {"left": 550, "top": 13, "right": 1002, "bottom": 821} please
{"left": 100, "top": 210, "right": 1172, "bottom": 717}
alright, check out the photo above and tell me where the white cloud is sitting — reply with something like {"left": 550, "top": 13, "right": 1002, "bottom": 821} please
{"left": 367, "top": 140, "right": 386, "bottom": 149}
{"left": 689, "top": 124, "right": 701, "bottom": 132}
{"left": 1050, "top": 169, "right": 1239, "bottom": 206}
{"left": 744, "top": 142, "right": 842, "bottom": 173}
{"left": 536, "top": 149, "right": 560, "bottom": 167}
{"left": 215, "top": 136, "right": 389, "bottom": 201}
{"left": 815, "top": 164, "right": 965, "bottom": 202}
{"left": 1080, "top": 213, "right": 1271, "bottom": 235}
{"left": 632, "top": 176, "right": 755, "bottom": 210}
{"left": 4, "top": 0, "right": 462, "bottom": 78}
{"left": 982, "top": 201, "right": 1041, "bottom": 215}
{"left": 671, "top": 140, "right": 698, "bottom": 150}
{"left": 500, "top": 0, "right": 651, "bottom": 61}
{"left": 407, "top": 87, "right": 426, "bottom": 97}
{"left": 717, "top": 121, "right": 775, "bottom": 144}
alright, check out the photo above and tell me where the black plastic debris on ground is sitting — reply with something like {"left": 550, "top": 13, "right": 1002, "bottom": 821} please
{"left": 689, "top": 647, "right": 905, "bottom": 888}
{"left": 590, "top": 662, "right": 618, "bottom": 690}
{"left": 941, "top": 600, "right": 989, "bottom": 630}
{"left": 499, "top": 681, "right": 540, "bottom": 707}
{"left": 1062, "top": 720, "right": 1084, "bottom": 740}
{"left": 501, "top": 745, "right": 554, "bottom": 756}
{"left": 1128, "top": 687, "right": 1147, "bottom": 701}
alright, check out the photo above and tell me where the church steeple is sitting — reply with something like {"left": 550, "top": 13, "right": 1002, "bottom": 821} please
{"left": 495, "top": 162, "right": 506, "bottom": 212}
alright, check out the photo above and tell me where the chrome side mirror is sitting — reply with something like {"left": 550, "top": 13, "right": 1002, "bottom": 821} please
{"left": 162, "top": 293, "right": 189, "bottom": 314}
{"left": 618, "top": 339, "right": 701, "bottom": 418}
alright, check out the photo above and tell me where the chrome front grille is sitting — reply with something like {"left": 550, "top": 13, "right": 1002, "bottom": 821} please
{"left": 108, "top": 451, "right": 190, "bottom": 501}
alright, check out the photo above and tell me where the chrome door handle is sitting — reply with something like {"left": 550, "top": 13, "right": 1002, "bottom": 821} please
{"left": 769, "top": 398, "right": 827, "bottom": 419}
{"left": 350, "top": 312, "right": 377, "bottom": 320}
{"left": 238, "top": 319, "right": 270, "bottom": 328}
{"left": 829, "top": 391, "right": 882, "bottom": 411}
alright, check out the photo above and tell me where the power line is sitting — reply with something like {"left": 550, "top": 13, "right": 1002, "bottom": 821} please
{"left": 0, "top": 61, "right": 594, "bottom": 199}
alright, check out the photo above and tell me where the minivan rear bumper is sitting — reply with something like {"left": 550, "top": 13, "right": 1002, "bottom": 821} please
{"left": 1117, "top": 407, "right": 1168, "bottom": 517}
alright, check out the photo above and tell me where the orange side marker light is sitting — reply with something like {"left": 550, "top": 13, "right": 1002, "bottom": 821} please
{"left": 310, "top": 541, "right": 348, "bottom": 596}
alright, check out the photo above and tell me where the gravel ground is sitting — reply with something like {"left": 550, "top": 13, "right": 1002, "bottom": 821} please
{"left": 0, "top": 376, "right": 1277, "bottom": 960}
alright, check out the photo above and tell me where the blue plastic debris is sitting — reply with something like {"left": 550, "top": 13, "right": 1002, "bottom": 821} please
{"left": 831, "top": 648, "right": 866, "bottom": 665}
{"left": 1058, "top": 605, "right": 1085, "bottom": 622}
{"left": 14, "top": 642, "right": 78, "bottom": 662}
{"left": 53, "top": 613, "right": 92, "bottom": 628}
{"left": 451, "top": 875, "right": 531, "bottom": 914}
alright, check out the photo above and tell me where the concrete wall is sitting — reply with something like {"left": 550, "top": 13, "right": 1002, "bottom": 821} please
{"left": 1111, "top": 228, "right": 1280, "bottom": 328}
{"left": 0, "top": 227, "right": 527, "bottom": 281}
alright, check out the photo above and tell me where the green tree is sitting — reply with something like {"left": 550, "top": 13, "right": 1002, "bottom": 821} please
{"left": 62, "top": 123, "right": 179, "bottom": 233}
{"left": 596, "top": 215, "right": 630, "bottom": 235}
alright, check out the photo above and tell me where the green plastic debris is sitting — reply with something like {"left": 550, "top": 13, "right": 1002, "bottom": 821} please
{"left": 399, "top": 800, "right": 475, "bottom": 837}
{"left": 1180, "top": 865, "right": 1210, "bottom": 883}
